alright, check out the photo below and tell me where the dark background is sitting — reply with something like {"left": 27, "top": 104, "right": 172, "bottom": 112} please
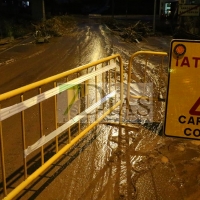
{"left": 48, "top": 0, "right": 159, "bottom": 15}
{"left": 0, "top": 0, "right": 160, "bottom": 17}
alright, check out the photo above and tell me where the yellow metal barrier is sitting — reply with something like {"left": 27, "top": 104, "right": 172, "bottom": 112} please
{"left": 126, "top": 51, "right": 168, "bottom": 121}
{"left": 0, "top": 54, "right": 123, "bottom": 200}
{"left": 0, "top": 51, "right": 168, "bottom": 199}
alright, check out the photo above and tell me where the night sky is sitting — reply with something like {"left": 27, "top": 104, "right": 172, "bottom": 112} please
{"left": 0, "top": 0, "right": 158, "bottom": 16}
{"left": 51, "top": 0, "right": 157, "bottom": 15}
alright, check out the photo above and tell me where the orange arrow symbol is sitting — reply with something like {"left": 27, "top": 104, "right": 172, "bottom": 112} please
{"left": 189, "top": 97, "right": 200, "bottom": 116}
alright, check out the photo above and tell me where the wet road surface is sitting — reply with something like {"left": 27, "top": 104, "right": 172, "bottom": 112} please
{"left": 1, "top": 16, "right": 200, "bottom": 200}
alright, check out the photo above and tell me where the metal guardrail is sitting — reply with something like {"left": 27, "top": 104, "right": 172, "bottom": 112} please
{"left": 0, "top": 54, "right": 123, "bottom": 200}
{"left": 0, "top": 51, "right": 168, "bottom": 199}
{"left": 126, "top": 51, "right": 168, "bottom": 120}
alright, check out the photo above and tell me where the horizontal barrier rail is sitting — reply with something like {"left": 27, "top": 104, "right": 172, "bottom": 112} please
{"left": 0, "top": 54, "right": 123, "bottom": 200}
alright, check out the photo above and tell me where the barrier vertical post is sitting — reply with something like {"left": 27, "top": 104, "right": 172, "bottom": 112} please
{"left": 109, "top": 61, "right": 111, "bottom": 94}
{"left": 143, "top": 55, "right": 148, "bottom": 95}
{"left": 54, "top": 82, "right": 59, "bottom": 153}
{"left": 114, "top": 58, "right": 117, "bottom": 104}
{"left": 95, "top": 65, "right": 98, "bottom": 120}
{"left": 66, "top": 77, "right": 71, "bottom": 143}
{"left": 21, "top": 95, "right": 27, "bottom": 179}
{"left": 102, "top": 63, "right": 105, "bottom": 111}
{"left": 87, "top": 68, "right": 89, "bottom": 125}
{"left": 39, "top": 87, "right": 44, "bottom": 165}
{"left": 126, "top": 52, "right": 133, "bottom": 118}
{"left": 0, "top": 105, "right": 7, "bottom": 196}
{"left": 78, "top": 72, "right": 81, "bottom": 134}
{"left": 119, "top": 56, "right": 123, "bottom": 126}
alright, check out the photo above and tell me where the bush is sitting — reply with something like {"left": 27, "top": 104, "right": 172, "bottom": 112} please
{"left": 0, "top": 15, "right": 76, "bottom": 39}
{"left": 0, "top": 18, "right": 32, "bottom": 38}
{"left": 32, "top": 15, "right": 76, "bottom": 37}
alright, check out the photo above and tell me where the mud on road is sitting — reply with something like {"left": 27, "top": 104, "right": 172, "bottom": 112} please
{"left": 1, "top": 16, "right": 200, "bottom": 200}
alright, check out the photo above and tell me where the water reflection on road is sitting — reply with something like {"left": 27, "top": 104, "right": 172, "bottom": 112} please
{"left": 32, "top": 18, "right": 170, "bottom": 200}
{"left": 1, "top": 17, "right": 199, "bottom": 200}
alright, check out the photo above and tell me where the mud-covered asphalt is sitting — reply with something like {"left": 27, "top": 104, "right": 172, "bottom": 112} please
{"left": 1, "top": 16, "right": 200, "bottom": 200}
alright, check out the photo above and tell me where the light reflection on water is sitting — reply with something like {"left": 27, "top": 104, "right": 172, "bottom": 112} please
{"left": 42, "top": 22, "right": 168, "bottom": 200}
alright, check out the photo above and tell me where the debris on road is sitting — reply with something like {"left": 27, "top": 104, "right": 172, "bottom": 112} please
{"left": 105, "top": 19, "right": 152, "bottom": 43}
{"left": 32, "top": 16, "right": 76, "bottom": 43}
{"left": 119, "top": 20, "right": 152, "bottom": 42}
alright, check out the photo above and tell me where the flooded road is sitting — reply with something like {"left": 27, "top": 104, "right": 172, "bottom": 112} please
{"left": 0, "top": 17, "right": 170, "bottom": 93}
{"left": 1, "top": 16, "right": 200, "bottom": 200}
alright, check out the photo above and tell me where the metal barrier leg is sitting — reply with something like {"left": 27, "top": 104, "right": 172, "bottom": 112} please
{"left": 54, "top": 82, "right": 59, "bottom": 153}
{"left": 95, "top": 65, "right": 98, "bottom": 119}
{"left": 87, "top": 68, "right": 89, "bottom": 125}
{"left": 65, "top": 77, "right": 71, "bottom": 143}
{"left": 114, "top": 60, "right": 117, "bottom": 105}
{"left": 78, "top": 73, "right": 81, "bottom": 134}
{"left": 39, "top": 87, "right": 44, "bottom": 165}
{"left": 20, "top": 95, "right": 27, "bottom": 180}
{"left": 0, "top": 104, "right": 7, "bottom": 196}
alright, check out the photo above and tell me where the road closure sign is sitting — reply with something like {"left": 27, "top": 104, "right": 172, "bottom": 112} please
{"left": 164, "top": 40, "right": 200, "bottom": 140}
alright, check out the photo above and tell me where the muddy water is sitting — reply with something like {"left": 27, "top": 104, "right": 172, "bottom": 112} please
{"left": 1, "top": 17, "right": 200, "bottom": 200}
